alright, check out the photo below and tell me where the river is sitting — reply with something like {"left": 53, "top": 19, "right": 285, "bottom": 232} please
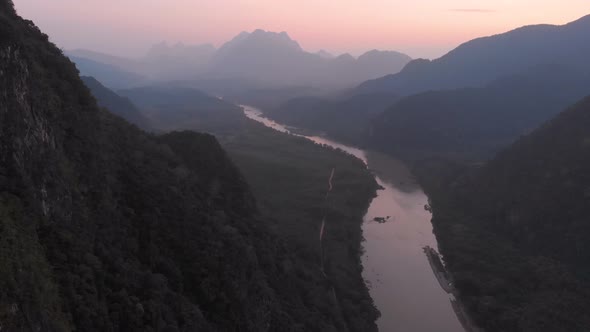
{"left": 241, "top": 105, "right": 464, "bottom": 332}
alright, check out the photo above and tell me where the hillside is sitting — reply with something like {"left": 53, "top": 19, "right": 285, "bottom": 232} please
{"left": 68, "top": 55, "right": 147, "bottom": 89}
{"left": 0, "top": 4, "right": 373, "bottom": 331}
{"left": 356, "top": 14, "right": 590, "bottom": 96}
{"left": 367, "top": 64, "right": 590, "bottom": 161}
{"left": 81, "top": 76, "right": 152, "bottom": 130}
{"left": 118, "top": 85, "right": 246, "bottom": 134}
{"left": 267, "top": 92, "right": 399, "bottom": 144}
{"left": 417, "top": 96, "right": 590, "bottom": 331}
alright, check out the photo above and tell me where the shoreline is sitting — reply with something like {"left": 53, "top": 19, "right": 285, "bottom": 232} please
{"left": 423, "top": 245, "right": 484, "bottom": 332}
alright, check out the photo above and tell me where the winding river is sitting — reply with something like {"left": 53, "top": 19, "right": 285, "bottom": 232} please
{"left": 241, "top": 105, "right": 464, "bottom": 332}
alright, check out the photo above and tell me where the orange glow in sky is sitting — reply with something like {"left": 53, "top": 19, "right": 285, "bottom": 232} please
{"left": 14, "top": 0, "right": 590, "bottom": 59}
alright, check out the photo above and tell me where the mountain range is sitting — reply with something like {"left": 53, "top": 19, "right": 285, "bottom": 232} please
{"left": 355, "top": 14, "right": 590, "bottom": 96}
{"left": 367, "top": 64, "right": 590, "bottom": 160}
{"left": 67, "top": 30, "right": 411, "bottom": 89}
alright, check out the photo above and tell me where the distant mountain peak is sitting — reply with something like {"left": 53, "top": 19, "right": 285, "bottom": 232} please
{"left": 316, "top": 49, "right": 334, "bottom": 59}
{"left": 218, "top": 29, "right": 303, "bottom": 55}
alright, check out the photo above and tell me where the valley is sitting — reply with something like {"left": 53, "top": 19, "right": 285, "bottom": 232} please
{"left": 4, "top": 1, "right": 590, "bottom": 331}
{"left": 242, "top": 106, "right": 466, "bottom": 332}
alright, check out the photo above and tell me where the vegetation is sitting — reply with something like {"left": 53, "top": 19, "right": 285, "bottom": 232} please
{"left": 267, "top": 92, "right": 398, "bottom": 145}
{"left": 368, "top": 64, "right": 590, "bottom": 161}
{"left": 105, "top": 69, "right": 382, "bottom": 330}
{"left": 415, "top": 96, "right": 590, "bottom": 332}
{"left": 116, "top": 80, "right": 382, "bottom": 330}
{"left": 0, "top": 5, "right": 378, "bottom": 331}
{"left": 118, "top": 85, "right": 245, "bottom": 135}
{"left": 218, "top": 121, "right": 380, "bottom": 331}
{"left": 81, "top": 76, "right": 152, "bottom": 130}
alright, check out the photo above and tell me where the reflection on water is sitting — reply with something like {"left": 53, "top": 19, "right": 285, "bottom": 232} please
{"left": 242, "top": 105, "right": 463, "bottom": 332}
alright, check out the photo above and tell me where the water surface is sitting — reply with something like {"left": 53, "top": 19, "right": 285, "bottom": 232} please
{"left": 242, "top": 105, "right": 463, "bottom": 332}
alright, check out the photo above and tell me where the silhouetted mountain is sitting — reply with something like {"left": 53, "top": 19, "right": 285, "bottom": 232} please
{"left": 356, "top": 14, "right": 590, "bottom": 95}
{"left": 315, "top": 49, "right": 334, "bottom": 59}
{"left": 418, "top": 96, "right": 590, "bottom": 331}
{"left": 0, "top": 5, "right": 374, "bottom": 331}
{"left": 68, "top": 55, "right": 147, "bottom": 89}
{"left": 68, "top": 31, "right": 410, "bottom": 89}
{"left": 118, "top": 85, "right": 245, "bottom": 134}
{"left": 368, "top": 64, "right": 590, "bottom": 160}
{"left": 207, "top": 29, "right": 411, "bottom": 87}
{"left": 268, "top": 92, "right": 399, "bottom": 144}
{"left": 69, "top": 43, "right": 215, "bottom": 81}
{"left": 67, "top": 49, "right": 144, "bottom": 72}
{"left": 81, "top": 76, "right": 152, "bottom": 130}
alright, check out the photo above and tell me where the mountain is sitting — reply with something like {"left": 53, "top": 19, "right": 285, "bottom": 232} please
{"left": 267, "top": 92, "right": 399, "bottom": 144}
{"left": 68, "top": 31, "right": 410, "bottom": 89}
{"left": 69, "top": 43, "right": 215, "bottom": 81}
{"left": 367, "top": 64, "right": 590, "bottom": 161}
{"left": 417, "top": 96, "right": 590, "bottom": 332}
{"left": 0, "top": 5, "right": 373, "bottom": 331}
{"left": 315, "top": 49, "right": 334, "bottom": 59}
{"left": 68, "top": 55, "right": 147, "bottom": 89}
{"left": 67, "top": 49, "right": 145, "bottom": 73}
{"left": 118, "top": 85, "right": 245, "bottom": 134}
{"left": 81, "top": 76, "right": 151, "bottom": 130}
{"left": 356, "top": 14, "right": 590, "bottom": 96}
{"left": 207, "top": 29, "right": 411, "bottom": 88}
{"left": 142, "top": 42, "right": 216, "bottom": 79}
{"left": 355, "top": 50, "right": 412, "bottom": 82}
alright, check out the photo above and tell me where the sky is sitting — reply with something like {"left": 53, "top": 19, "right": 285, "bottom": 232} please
{"left": 14, "top": 0, "right": 590, "bottom": 59}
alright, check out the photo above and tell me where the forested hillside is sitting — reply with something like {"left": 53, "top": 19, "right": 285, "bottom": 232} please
{"left": 418, "top": 96, "right": 590, "bottom": 331}
{"left": 118, "top": 85, "right": 245, "bottom": 134}
{"left": 0, "top": 4, "right": 374, "bottom": 331}
{"left": 267, "top": 92, "right": 398, "bottom": 144}
{"left": 81, "top": 76, "right": 152, "bottom": 130}
{"left": 368, "top": 64, "right": 590, "bottom": 161}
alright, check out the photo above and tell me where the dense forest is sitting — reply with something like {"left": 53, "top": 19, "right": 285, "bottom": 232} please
{"left": 416, "top": 96, "right": 590, "bottom": 331}
{"left": 87, "top": 78, "right": 382, "bottom": 331}
{"left": 218, "top": 121, "right": 380, "bottom": 331}
{"left": 0, "top": 4, "right": 379, "bottom": 331}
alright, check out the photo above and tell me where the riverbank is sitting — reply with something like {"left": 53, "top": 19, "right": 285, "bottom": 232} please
{"left": 219, "top": 118, "right": 381, "bottom": 331}
{"left": 245, "top": 105, "right": 465, "bottom": 332}
{"left": 423, "top": 246, "right": 484, "bottom": 332}
{"left": 423, "top": 246, "right": 453, "bottom": 293}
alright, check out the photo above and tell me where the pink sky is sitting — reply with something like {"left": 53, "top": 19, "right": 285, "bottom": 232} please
{"left": 14, "top": 0, "right": 590, "bottom": 59}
